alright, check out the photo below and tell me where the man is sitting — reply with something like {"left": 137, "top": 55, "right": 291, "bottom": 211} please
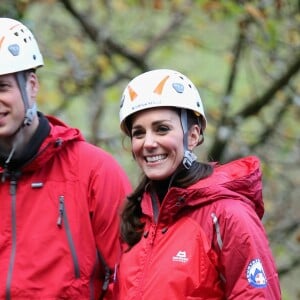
{"left": 0, "top": 17, "right": 131, "bottom": 299}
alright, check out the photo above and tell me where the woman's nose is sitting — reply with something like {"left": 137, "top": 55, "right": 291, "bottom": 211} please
{"left": 143, "top": 132, "right": 157, "bottom": 148}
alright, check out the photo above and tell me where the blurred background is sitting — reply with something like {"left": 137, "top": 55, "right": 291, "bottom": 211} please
{"left": 1, "top": 0, "right": 299, "bottom": 298}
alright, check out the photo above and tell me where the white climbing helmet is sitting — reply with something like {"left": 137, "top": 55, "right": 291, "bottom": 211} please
{"left": 119, "top": 69, "right": 206, "bottom": 135}
{"left": 0, "top": 17, "right": 43, "bottom": 75}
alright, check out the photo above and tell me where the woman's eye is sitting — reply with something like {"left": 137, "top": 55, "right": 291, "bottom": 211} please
{"left": 157, "top": 125, "right": 170, "bottom": 133}
{"left": 132, "top": 129, "right": 144, "bottom": 138}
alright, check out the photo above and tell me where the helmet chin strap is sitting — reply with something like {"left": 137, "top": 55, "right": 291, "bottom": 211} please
{"left": 15, "top": 71, "right": 37, "bottom": 127}
{"left": 3, "top": 72, "right": 37, "bottom": 168}
{"left": 181, "top": 109, "right": 197, "bottom": 169}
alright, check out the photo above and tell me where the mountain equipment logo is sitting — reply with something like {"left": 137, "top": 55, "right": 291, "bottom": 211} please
{"left": 172, "top": 251, "right": 189, "bottom": 263}
{"left": 246, "top": 258, "right": 268, "bottom": 288}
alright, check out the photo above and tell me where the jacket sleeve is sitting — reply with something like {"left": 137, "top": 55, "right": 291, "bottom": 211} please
{"left": 213, "top": 200, "right": 281, "bottom": 300}
{"left": 87, "top": 148, "right": 132, "bottom": 299}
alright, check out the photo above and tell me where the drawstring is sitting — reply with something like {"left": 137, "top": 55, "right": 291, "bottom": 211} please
{"left": 1, "top": 144, "right": 16, "bottom": 183}
{"left": 211, "top": 212, "right": 223, "bottom": 250}
{"left": 5, "top": 144, "right": 16, "bottom": 166}
{"left": 211, "top": 212, "right": 226, "bottom": 283}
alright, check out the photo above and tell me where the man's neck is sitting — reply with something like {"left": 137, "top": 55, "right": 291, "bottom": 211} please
{"left": 0, "top": 116, "right": 39, "bottom": 158}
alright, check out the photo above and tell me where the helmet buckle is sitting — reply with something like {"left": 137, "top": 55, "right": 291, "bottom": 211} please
{"left": 182, "top": 151, "right": 197, "bottom": 169}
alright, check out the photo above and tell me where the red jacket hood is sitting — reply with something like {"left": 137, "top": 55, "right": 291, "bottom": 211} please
{"left": 185, "top": 156, "right": 264, "bottom": 219}
{"left": 0, "top": 115, "right": 85, "bottom": 174}
{"left": 27, "top": 115, "right": 85, "bottom": 171}
{"left": 141, "top": 156, "right": 264, "bottom": 225}
{"left": 45, "top": 115, "right": 84, "bottom": 143}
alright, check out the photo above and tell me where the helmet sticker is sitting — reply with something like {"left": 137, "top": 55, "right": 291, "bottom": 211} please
{"left": 246, "top": 258, "right": 268, "bottom": 288}
{"left": 8, "top": 44, "right": 20, "bottom": 56}
{"left": 153, "top": 75, "right": 169, "bottom": 95}
{"left": 128, "top": 85, "right": 138, "bottom": 101}
{"left": 172, "top": 82, "right": 184, "bottom": 93}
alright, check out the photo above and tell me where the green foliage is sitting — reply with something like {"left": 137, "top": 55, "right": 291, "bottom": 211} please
{"left": 1, "top": 0, "right": 299, "bottom": 297}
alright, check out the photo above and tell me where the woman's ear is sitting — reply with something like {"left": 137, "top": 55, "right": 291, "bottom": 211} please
{"left": 188, "top": 125, "right": 201, "bottom": 150}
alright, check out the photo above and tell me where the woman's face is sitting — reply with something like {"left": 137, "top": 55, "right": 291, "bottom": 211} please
{"left": 131, "top": 107, "right": 189, "bottom": 180}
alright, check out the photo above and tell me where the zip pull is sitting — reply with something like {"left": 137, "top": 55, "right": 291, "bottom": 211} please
{"left": 10, "top": 178, "right": 18, "bottom": 196}
{"left": 57, "top": 196, "right": 65, "bottom": 227}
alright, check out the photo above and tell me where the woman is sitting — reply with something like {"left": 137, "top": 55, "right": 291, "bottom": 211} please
{"left": 117, "top": 69, "right": 281, "bottom": 299}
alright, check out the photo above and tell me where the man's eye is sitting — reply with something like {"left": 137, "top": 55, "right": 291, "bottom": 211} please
{"left": 0, "top": 83, "right": 10, "bottom": 89}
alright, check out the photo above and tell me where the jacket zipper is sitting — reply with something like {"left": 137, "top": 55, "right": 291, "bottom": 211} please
{"left": 57, "top": 195, "right": 80, "bottom": 278}
{"left": 57, "top": 196, "right": 110, "bottom": 300}
{"left": 5, "top": 177, "right": 18, "bottom": 300}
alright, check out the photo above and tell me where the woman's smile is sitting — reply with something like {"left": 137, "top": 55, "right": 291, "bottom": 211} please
{"left": 144, "top": 154, "right": 168, "bottom": 163}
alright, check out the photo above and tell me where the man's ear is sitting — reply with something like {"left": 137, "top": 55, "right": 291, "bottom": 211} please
{"left": 27, "top": 72, "right": 39, "bottom": 98}
{"left": 188, "top": 125, "right": 201, "bottom": 150}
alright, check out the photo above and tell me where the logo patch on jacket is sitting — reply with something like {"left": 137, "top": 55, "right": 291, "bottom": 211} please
{"left": 172, "top": 251, "right": 189, "bottom": 263}
{"left": 246, "top": 258, "right": 267, "bottom": 288}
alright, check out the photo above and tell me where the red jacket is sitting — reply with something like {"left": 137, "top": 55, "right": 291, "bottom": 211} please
{"left": 117, "top": 156, "right": 281, "bottom": 299}
{"left": 0, "top": 115, "right": 131, "bottom": 299}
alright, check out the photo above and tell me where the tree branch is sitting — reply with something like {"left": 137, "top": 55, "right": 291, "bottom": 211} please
{"left": 209, "top": 52, "right": 300, "bottom": 162}
{"left": 249, "top": 94, "right": 293, "bottom": 150}
{"left": 237, "top": 53, "right": 300, "bottom": 119}
{"left": 208, "top": 18, "right": 249, "bottom": 161}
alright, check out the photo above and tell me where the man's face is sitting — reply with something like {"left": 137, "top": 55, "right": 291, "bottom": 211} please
{"left": 0, "top": 72, "right": 38, "bottom": 141}
{"left": 0, "top": 73, "right": 25, "bottom": 138}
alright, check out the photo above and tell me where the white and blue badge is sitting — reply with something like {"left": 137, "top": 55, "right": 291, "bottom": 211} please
{"left": 246, "top": 258, "right": 268, "bottom": 288}
{"left": 172, "top": 82, "right": 184, "bottom": 93}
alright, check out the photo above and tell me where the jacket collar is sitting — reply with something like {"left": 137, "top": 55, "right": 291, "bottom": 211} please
{"left": 0, "top": 114, "right": 84, "bottom": 174}
{"left": 141, "top": 156, "right": 264, "bottom": 224}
